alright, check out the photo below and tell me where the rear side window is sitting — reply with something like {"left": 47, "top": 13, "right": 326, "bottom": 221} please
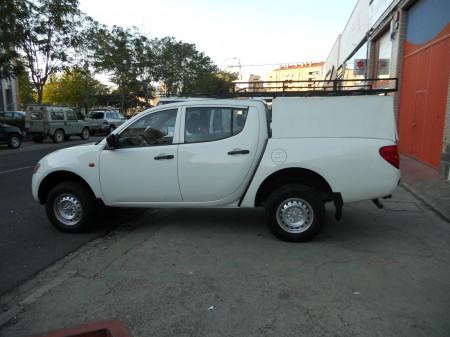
{"left": 184, "top": 107, "right": 248, "bottom": 143}
{"left": 50, "top": 111, "right": 65, "bottom": 120}
{"left": 29, "top": 111, "right": 42, "bottom": 120}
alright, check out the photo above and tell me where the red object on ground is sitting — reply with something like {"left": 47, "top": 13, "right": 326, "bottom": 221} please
{"left": 31, "top": 320, "right": 132, "bottom": 337}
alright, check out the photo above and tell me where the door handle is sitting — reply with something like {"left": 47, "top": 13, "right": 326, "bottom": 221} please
{"left": 228, "top": 149, "right": 250, "bottom": 155}
{"left": 154, "top": 154, "right": 174, "bottom": 160}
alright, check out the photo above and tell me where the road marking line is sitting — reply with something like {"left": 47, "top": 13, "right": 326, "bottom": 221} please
{"left": 0, "top": 166, "right": 34, "bottom": 174}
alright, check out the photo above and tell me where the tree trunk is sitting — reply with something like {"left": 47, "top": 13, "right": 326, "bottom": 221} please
{"left": 36, "top": 85, "right": 43, "bottom": 104}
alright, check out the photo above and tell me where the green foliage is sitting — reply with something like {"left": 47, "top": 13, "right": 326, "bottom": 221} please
{"left": 2, "top": 0, "right": 84, "bottom": 103}
{"left": 42, "top": 67, "right": 109, "bottom": 109}
{"left": 17, "top": 69, "right": 36, "bottom": 107}
{"left": 0, "top": 0, "right": 28, "bottom": 79}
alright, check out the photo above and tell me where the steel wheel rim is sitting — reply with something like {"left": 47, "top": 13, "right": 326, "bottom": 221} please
{"left": 82, "top": 129, "right": 89, "bottom": 138}
{"left": 53, "top": 193, "right": 82, "bottom": 226}
{"left": 10, "top": 136, "right": 20, "bottom": 147}
{"left": 276, "top": 198, "right": 314, "bottom": 234}
{"left": 56, "top": 132, "right": 63, "bottom": 142}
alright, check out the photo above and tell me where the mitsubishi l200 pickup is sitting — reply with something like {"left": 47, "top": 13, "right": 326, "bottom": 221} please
{"left": 31, "top": 96, "right": 400, "bottom": 241}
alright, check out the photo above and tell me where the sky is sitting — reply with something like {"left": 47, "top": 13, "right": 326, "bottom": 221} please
{"left": 78, "top": 0, "right": 358, "bottom": 81}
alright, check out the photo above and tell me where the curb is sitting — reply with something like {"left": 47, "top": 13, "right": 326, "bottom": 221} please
{"left": 401, "top": 182, "right": 450, "bottom": 223}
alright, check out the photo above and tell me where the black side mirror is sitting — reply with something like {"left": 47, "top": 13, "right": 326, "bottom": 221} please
{"left": 106, "top": 133, "right": 118, "bottom": 149}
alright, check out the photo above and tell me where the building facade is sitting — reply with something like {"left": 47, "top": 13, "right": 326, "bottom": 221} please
{"left": 324, "top": 0, "right": 450, "bottom": 179}
{"left": 267, "top": 62, "right": 324, "bottom": 89}
{"left": 0, "top": 78, "right": 19, "bottom": 112}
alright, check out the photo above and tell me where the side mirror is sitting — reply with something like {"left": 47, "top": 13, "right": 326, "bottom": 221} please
{"left": 106, "top": 133, "right": 118, "bottom": 149}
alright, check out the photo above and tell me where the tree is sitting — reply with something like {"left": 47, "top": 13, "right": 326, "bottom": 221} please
{"left": 17, "top": 68, "right": 35, "bottom": 107}
{"left": 154, "top": 37, "right": 218, "bottom": 96}
{"left": 42, "top": 67, "right": 109, "bottom": 109}
{"left": 89, "top": 25, "right": 140, "bottom": 112}
{"left": 0, "top": 0, "right": 28, "bottom": 80}
{"left": 11, "top": 0, "right": 83, "bottom": 103}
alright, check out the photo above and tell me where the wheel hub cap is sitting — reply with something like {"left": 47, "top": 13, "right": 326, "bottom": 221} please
{"left": 54, "top": 194, "right": 82, "bottom": 226}
{"left": 276, "top": 198, "right": 314, "bottom": 234}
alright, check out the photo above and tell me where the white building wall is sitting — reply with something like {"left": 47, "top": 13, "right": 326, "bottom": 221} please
{"left": 323, "top": 35, "right": 341, "bottom": 77}
{"left": 339, "top": 0, "right": 370, "bottom": 65}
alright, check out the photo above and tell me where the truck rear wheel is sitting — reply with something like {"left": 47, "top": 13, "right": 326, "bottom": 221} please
{"left": 45, "top": 181, "right": 96, "bottom": 233}
{"left": 265, "top": 184, "right": 325, "bottom": 242}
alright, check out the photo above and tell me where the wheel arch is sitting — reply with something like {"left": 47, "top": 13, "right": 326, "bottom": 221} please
{"left": 38, "top": 170, "right": 96, "bottom": 204}
{"left": 254, "top": 167, "right": 334, "bottom": 207}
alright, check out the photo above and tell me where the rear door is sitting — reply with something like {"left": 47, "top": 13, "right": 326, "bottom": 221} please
{"left": 177, "top": 105, "right": 259, "bottom": 202}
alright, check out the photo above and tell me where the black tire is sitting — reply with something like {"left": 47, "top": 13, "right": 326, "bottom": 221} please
{"left": 7, "top": 133, "right": 21, "bottom": 149}
{"left": 33, "top": 136, "right": 44, "bottom": 143}
{"left": 53, "top": 129, "right": 65, "bottom": 143}
{"left": 265, "top": 184, "right": 325, "bottom": 242}
{"left": 45, "top": 181, "right": 96, "bottom": 233}
{"left": 80, "top": 127, "right": 90, "bottom": 140}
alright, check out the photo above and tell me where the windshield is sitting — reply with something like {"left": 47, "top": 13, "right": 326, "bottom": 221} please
{"left": 88, "top": 112, "right": 104, "bottom": 119}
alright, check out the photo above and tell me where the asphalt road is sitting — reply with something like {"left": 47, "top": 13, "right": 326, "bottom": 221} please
{"left": 0, "top": 136, "right": 136, "bottom": 295}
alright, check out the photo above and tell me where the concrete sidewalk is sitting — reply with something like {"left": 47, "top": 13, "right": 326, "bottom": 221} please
{"left": 400, "top": 155, "right": 450, "bottom": 222}
{"left": 1, "top": 187, "right": 449, "bottom": 337}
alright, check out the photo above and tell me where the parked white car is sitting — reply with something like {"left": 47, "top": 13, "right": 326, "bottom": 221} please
{"left": 31, "top": 96, "right": 400, "bottom": 241}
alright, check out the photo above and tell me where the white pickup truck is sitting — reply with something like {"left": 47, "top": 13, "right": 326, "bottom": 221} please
{"left": 32, "top": 96, "right": 400, "bottom": 241}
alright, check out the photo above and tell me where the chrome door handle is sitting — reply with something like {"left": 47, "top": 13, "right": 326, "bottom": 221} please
{"left": 154, "top": 154, "right": 174, "bottom": 160}
{"left": 228, "top": 149, "right": 250, "bottom": 155}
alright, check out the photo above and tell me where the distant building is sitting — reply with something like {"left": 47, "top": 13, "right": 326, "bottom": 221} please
{"left": 0, "top": 78, "right": 19, "bottom": 112}
{"left": 323, "top": 0, "right": 450, "bottom": 179}
{"left": 247, "top": 74, "right": 264, "bottom": 92}
{"left": 267, "top": 62, "right": 324, "bottom": 91}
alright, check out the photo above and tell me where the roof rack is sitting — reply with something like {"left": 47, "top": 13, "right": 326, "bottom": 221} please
{"left": 229, "top": 78, "right": 398, "bottom": 98}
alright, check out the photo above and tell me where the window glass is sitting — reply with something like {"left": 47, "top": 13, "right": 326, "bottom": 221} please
{"left": 30, "top": 111, "right": 42, "bottom": 120}
{"left": 3, "top": 112, "right": 13, "bottom": 118}
{"left": 50, "top": 111, "right": 65, "bottom": 120}
{"left": 88, "top": 112, "right": 104, "bottom": 119}
{"left": 185, "top": 107, "right": 248, "bottom": 143}
{"left": 66, "top": 110, "right": 77, "bottom": 120}
{"left": 106, "top": 112, "right": 114, "bottom": 119}
{"left": 118, "top": 108, "right": 177, "bottom": 147}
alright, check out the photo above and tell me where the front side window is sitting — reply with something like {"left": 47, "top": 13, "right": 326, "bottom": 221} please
{"left": 50, "top": 111, "right": 65, "bottom": 121}
{"left": 118, "top": 108, "right": 177, "bottom": 148}
{"left": 184, "top": 107, "right": 248, "bottom": 143}
{"left": 106, "top": 112, "right": 115, "bottom": 119}
{"left": 66, "top": 111, "right": 77, "bottom": 120}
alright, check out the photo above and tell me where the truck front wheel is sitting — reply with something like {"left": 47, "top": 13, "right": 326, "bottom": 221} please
{"left": 45, "top": 181, "right": 96, "bottom": 233}
{"left": 265, "top": 184, "right": 325, "bottom": 242}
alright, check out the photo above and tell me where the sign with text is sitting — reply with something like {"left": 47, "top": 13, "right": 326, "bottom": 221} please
{"left": 354, "top": 59, "right": 367, "bottom": 76}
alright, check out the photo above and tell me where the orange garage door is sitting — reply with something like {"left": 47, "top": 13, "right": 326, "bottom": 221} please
{"left": 398, "top": 0, "right": 450, "bottom": 168}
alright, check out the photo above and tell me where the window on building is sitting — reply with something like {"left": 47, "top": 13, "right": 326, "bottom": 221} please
{"left": 373, "top": 30, "right": 393, "bottom": 78}
{"left": 342, "top": 41, "right": 368, "bottom": 81}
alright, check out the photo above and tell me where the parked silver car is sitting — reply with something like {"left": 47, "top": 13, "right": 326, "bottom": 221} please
{"left": 86, "top": 109, "right": 126, "bottom": 134}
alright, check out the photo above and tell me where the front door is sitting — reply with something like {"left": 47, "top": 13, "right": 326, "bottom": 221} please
{"left": 177, "top": 105, "right": 259, "bottom": 202}
{"left": 65, "top": 110, "right": 79, "bottom": 135}
{"left": 99, "top": 108, "right": 182, "bottom": 204}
